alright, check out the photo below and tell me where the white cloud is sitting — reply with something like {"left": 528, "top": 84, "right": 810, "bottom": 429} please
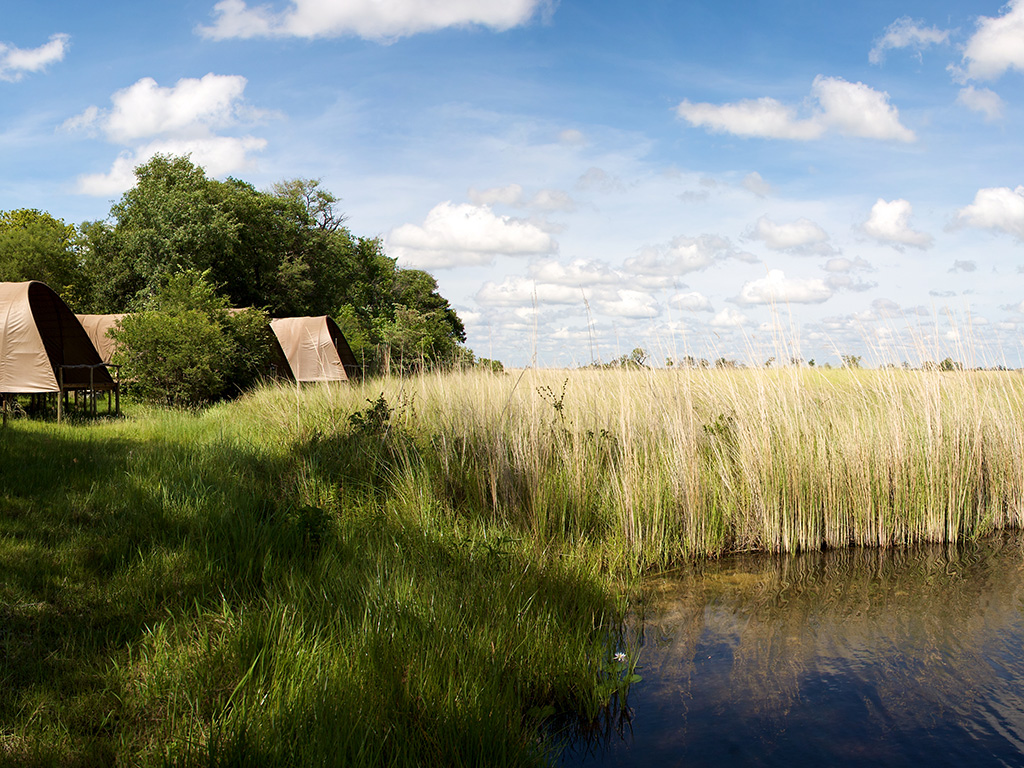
{"left": 677, "top": 75, "right": 914, "bottom": 142}
{"left": 68, "top": 74, "right": 268, "bottom": 196}
{"left": 468, "top": 183, "right": 575, "bottom": 211}
{"left": 862, "top": 198, "right": 933, "bottom": 248}
{"left": 198, "top": 0, "right": 548, "bottom": 41}
{"left": 469, "top": 183, "right": 524, "bottom": 207}
{"left": 735, "top": 269, "right": 833, "bottom": 305}
{"left": 869, "top": 17, "right": 949, "bottom": 64}
{"left": 526, "top": 258, "right": 620, "bottom": 286}
{"left": 85, "top": 74, "right": 251, "bottom": 143}
{"left": 957, "top": 186, "right": 1024, "bottom": 239}
{"left": 0, "top": 33, "right": 69, "bottom": 82}
{"left": 558, "top": 128, "right": 586, "bottom": 146}
{"left": 742, "top": 171, "right": 772, "bottom": 197}
{"left": 387, "top": 202, "right": 556, "bottom": 268}
{"left": 963, "top": 0, "right": 1024, "bottom": 80}
{"left": 624, "top": 234, "right": 754, "bottom": 276}
{"left": 475, "top": 276, "right": 581, "bottom": 306}
{"left": 709, "top": 307, "right": 750, "bottom": 328}
{"left": 76, "top": 136, "right": 268, "bottom": 196}
{"left": 669, "top": 291, "right": 713, "bottom": 312}
{"left": 677, "top": 96, "right": 821, "bottom": 140}
{"left": 825, "top": 256, "right": 873, "bottom": 273}
{"left": 595, "top": 289, "right": 660, "bottom": 318}
{"left": 750, "top": 215, "right": 831, "bottom": 253}
{"left": 957, "top": 85, "right": 1004, "bottom": 121}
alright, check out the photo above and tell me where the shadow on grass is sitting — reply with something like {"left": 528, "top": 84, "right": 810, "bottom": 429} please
{"left": 0, "top": 420, "right": 626, "bottom": 767}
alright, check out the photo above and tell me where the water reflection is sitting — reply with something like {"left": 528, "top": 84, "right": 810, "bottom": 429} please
{"left": 566, "top": 534, "right": 1024, "bottom": 767}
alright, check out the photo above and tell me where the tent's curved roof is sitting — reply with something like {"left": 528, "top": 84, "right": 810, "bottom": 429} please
{"left": 76, "top": 314, "right": 125, "bottom": 365}
{"left": 269, "top": 316, "right": 359, "bottom": 382}
{"left": 0, "top": 282, "right": 113, "bottom": 393}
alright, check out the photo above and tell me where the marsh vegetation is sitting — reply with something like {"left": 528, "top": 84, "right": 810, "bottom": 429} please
{"left": 2, "top": 365, "right": 1023, "bottom": 764}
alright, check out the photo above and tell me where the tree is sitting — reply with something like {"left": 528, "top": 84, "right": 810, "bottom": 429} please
{"left": 841, "top": 354, "right": 862, "bottom": 369}
{"left": 79, "top": 154, "right": 469, "bottom": 378}
{"left": 0, "top": 209, "right": 84, "bottom": 307}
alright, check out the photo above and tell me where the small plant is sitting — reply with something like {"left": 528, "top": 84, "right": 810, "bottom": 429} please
{"left": 537, "top": 377, "right": 570, "bottom": 427}
{"left": 348, "top": 393, "right": 394, "bottom": 436}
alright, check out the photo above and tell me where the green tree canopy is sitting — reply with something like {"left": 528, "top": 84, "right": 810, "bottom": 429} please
{"left": 74, "top": 153, "right": 471, "bottom": 376}
{"left": 0, "top": 209, "right": 84, "bottom": 307}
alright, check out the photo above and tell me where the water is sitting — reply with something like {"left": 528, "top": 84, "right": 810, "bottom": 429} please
{"left": 564, "top": 534, "right": 1024, "bottom": 767}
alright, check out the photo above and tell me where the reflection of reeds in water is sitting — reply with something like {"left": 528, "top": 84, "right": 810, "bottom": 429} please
{"left": 638, "top": 535, "right": 1024, "bottom": 741}
{"left": 259, "top": 367, "right": 1024, "bottom": 562}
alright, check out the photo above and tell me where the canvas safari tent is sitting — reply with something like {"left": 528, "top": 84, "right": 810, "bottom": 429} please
{"left": 0, "top": 281, "right": 119, "bottom": 417}
{"left": 77, "top": 313, "right": 125, "bottom": 364}
{"left": 270, "top": 316, "right": 359, "bottom": 382}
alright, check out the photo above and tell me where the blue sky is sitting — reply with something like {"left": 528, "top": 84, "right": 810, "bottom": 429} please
{"left": 3, "top": 0, "right": 1024, "bottom": 367}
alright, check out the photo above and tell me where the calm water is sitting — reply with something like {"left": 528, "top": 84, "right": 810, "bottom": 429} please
{"left": 564, "top": 534, "right": 1024, "bottom": 767}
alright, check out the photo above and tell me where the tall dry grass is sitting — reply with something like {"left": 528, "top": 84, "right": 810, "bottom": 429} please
{"left": 243, "top": 365, "right": 1024, "bottom": 568}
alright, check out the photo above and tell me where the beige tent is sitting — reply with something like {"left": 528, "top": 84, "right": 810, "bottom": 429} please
{"left": 0, "top": 282, "right": 117, "bottom": 407}
{"left": 269, "top": 316, "right": 359, "bottom": 382}
{"left": 76, "top": 313, "right": 125, "bottom": 364}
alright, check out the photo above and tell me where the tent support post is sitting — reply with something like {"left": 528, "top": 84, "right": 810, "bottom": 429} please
{"left": 57, "top": 368, "right": 63, "bottom": 424}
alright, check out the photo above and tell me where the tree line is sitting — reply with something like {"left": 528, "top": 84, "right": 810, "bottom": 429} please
{"left": 0, "top": 154, "right": 470, "bottom": 377}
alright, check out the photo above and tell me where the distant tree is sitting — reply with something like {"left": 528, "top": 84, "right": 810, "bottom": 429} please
{"left": 841, "top": 354, "right": 862, "bottom": 369}
{"left": 939, "top": 357, "right": 963, "bottom": 372}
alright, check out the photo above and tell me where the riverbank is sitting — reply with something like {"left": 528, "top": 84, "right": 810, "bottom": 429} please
{"left": 2, "top": 366, "right": 1022, "bottom": 764}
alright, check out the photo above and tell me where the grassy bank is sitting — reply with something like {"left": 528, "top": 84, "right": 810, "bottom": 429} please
{"left": 2, "top": 366, "right": 1023, "bottom": 764}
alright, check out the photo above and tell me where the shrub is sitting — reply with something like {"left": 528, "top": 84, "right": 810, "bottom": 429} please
{"left": 112, "top": 270, "right": 272, "bottom": 407}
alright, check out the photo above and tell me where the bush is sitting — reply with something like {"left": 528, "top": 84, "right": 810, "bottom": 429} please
{"left": 112, "top": 270, "right": 272, "bottom": 407}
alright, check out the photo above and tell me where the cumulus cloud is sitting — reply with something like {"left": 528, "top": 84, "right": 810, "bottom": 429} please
{"left": 469, "top": 183, "right": 575, "bottom": 212}
{"left": 742, "top": 171, "right": 772, "bottom": 197}
{"left": 475, "top": 276, "right": 580, "bottom": 306}
{"left": 957, "top": 85, "right": 1005, "bottom": 121}
{"left": 595, "top": 289, "right": 660, "bottom": 318}
{"left": 669, "top": 291, "right": 713, "bottom": 312}
{"left": 957, "top": 186, "right": 1024, "bottom": 239}
{"left": 862, "top": 198, "right": 933, "bottom": 248}
{"left": 962, "top": 0, "right": 1024, "bottom": 80}
{"left": 0, "top": 33, "right": 69, "bottom": 82}
{"left": 734, "top": 269, "right": 833, "bottom": 306}
{"left": 67, "top": 74, "right": 268, "bottom": 195}
{"left": 526, "top": 259, "right": 620, "bottom": 286}
{"left": 68, "top": 74, "right": 253, "bottom": 143}
{"left": 388, "top": 202, "right": 556, "bottom": 268}
{"left": 677, "top": 75, "right": 914, "bottom": 142}
{"left": 198, "top": 0, "right": 548, "bottom": 41}
{"left": 825, "top": 256, "right": 874, "bottom": 273}
{"left": 709, "top": 307, "right": 750, "bottom": 328}
{"left": 624, "top": 234, "right": 755, "bottom": 276}
{"left": 750, "top": 215, "right": 831, "bottom": 254}
{"left": 869, "top": 17, "right": 949, "bottom": 64}
{"left": 76, "top": 136, "right": 268, "bottom": 196}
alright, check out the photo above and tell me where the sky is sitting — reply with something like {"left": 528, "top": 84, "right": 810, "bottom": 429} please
{"left": 3, "top": 0, "right": 1024, "bottom": 368}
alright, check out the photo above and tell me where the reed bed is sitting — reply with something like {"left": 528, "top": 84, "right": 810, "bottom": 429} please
{"left": 242, "top": 365, "right": 1024, "bottom": 567}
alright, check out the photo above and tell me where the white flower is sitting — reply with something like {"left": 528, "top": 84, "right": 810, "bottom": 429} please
{"left": 614, "top": 652, "right": 627, "bottom": 663}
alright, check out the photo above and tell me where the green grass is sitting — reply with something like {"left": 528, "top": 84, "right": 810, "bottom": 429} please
{"left": 2, "top": 365, "right": 1024, "bottom": 764}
